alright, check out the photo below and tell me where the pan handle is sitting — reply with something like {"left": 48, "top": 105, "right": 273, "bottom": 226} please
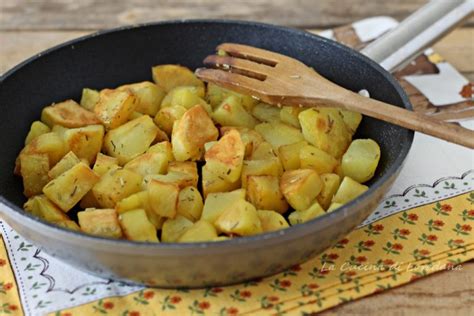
{"left": 361, "top": 0, "right": 474, "bottom": 73}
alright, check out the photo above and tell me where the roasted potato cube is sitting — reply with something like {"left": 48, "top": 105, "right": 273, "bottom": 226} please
{"left": 63, "top": 124, "right": 104, "bottom": 164}
{"left": 80, "top": 88, "right": 100, "bottom": 111}
{"left": 53, "top": 220, "right": 81, "bottom": 231}
{"left": 115, "top": 191, "right": 164, "bottom": 229}
{"left": 215, "top": 200, "right": 262, "bottom": 236}
{"left": 212, "top": 95, "right": 258, "bottom": 128}
{"left": 280, "top": 106, "right": 303, "bottom": 128}
{"left": 255, "top": 122, "right": 304, "bottom": 150}
{"left": 178, "top": 220, "right": 218, "bottom": 242}
{"left": 300, "top": 144, "right": 338, "bottom": 174}
{"left": 327, "top": 202, "right": 343, "bottom": 212}
{"left": 252, "top": 103, "right": 281, "bottom": 123}
{"left": 92, "top": 168, "right": 142, "bottom": 208}
{"left": 168, "top": 162, "right": 198, "bottom": 187}
{"left": 103, "top": 115, "right": 158, "bottom": 165}
{"left": 93, "top": 153, "right": 119, "bottom": 176}
{"left": 153, "top": 105, "right": 187, "bottom": 135}
{"left": 20, "top": 132, "right": 67, "bottom": 167}
{"left": 221, "top": 126, "right": 264, "bottom": 158}
{"left": 339, "top": 110, "right": 362, "bottom": 135}
{"left": 204, "top": 130, "right": 245, "bottom": 182}
{"left": 25, "top": 121, "right": 51, "bottom": 145}
{"left": 161, "top": 215, "right": 194, "bottom": 242}
{"left": 20, "top": 153, "right": 50, "bottom": 197}
{"left": 206, "top": 83, "right": 257, "bottom": 110}
{"left": 278, "top": 141, "right": 308, "bottom": 171}
{"left": 41, "top": 99, "right": 101, "bottom": 128}
{"left": 341, "top": 139, "right": 381, "bottom": 183}
{"left": 177, "top": 186, "right": 203, "bottom": 222}
{"left": 280, "top": 169, "right": 322, "bottom": 211}
{"left": 241, "top": 158, "right": 282, "bottom": 188}
{"left": 172, "top": 105, "right": 218, "bottom": 161}
{"left": 78, "top": 208, "right": 123, "bottom": 238}
{"left": 48, "top": 151, "right": 81, "bottom": 179}
{"left": 246, "top": 176, "right": 288, "bottom": 214}
{"left": 257, "top": 210, "right": 289, "bottom": 232}
{"left": 154, "top": 126, "right": 170, "bottom": 143}
{"left": 201, "top": 189, "right": 246, "bottom": 224}
{"left": 148, "top": 179, "right": 179, "bottom": 218}
{"left": 161, "top": 86, "right": 211, "bottom": 112}
{"left": 118, "top": 81, "right": 165, "bottom": 116}
{"left": 80, "top": 190, "right": 101, "bottom": 209}
{"left": 250, "top": 141, "right": 277, "bottom": 160}
{"left": 201, "top": 165, "right": 241, "bottom": 197}
{"left": 332, "top": 176, "right": 368, "bottom": 205}
{"left": 94, "top": 89, "right": 138, "bottom": 129}
{"left": 43, "top": 162, "right": 100, "bottom": 211}
{"left": 119, "top": 209, "right": 159, "bottom": 242}
{"left": 147, "top": 141, "right": 174, "bottom": 162}
{"left": 288, "top": 201, "right": 325, "bottom": 225}
{"left": 152, "top": 64, "right": 205, "bottom": 92}
{"left": 143, "top": 171, "right": 195, "bottom": 190}
{"left": 124, "top": 152, "right": 168, "bottom": 177}
{"left": 23, "top": 195, "right": 69, "bottom": 222}
{"left": 317, "top": 173, "right": 341, "bottom": 210}
{"left": 299, "top": 108, "right": 352, "bottom": 158}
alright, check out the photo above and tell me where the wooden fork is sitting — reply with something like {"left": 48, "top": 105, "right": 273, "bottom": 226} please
{"left": 195, "top": 43, "right": 474, "bottom": 149}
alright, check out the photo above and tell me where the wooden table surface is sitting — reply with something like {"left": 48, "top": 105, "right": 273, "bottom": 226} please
{"left": 0, "top": 1, "right": 473, "bottom": 315}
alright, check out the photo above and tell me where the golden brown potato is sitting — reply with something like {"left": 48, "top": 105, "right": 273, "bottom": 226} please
{"left": 201, "top": 189, "right": 245, "bottom": 224}
{"left": 172, "top": 105, "right": 219, "bottom": 161}
{"left": 160, "top": 86, "right": 210, "bottom": 112}
{"left": 152, "top": 64, "right": 205, "bottom": 92}
{"left": 177, "top": 186, "right": 203, "bottom": 222}
{"left": 103, "top": 115, "right": 158, "bottom": 165}
{"left": 220, "top": 126, "right": 265, "bottom": 159}
{"left": 143, "top": 171, "right": 196, "bottom": 190}
{"left": 161, "top": 215, "right": 193, "bottom": 242}
{"left": 148, "top": 179, "right": 179, "bottom": 218}
{"left": 80, "top": 88, "right": 100, "bottom": 111}
{"left": 212, "top": 95, "right": 258, "bottom": 128}
{"left": 288, "top": 201, "right": 325, "bottom": 225}
{"left": 20, "top": 153, "right": 50, "bottom": 197}
{"left": 246, "top": 175, "right": 288, "bottom": 214}
{"left": 168, "top": 161, "right": 198, "bottom": 187}
{"left": 201, "top": 164, "right": 241, "bottom": 197}
{"left": 63, "top": 124, "right": 104, "bottom": 164}
{"left": 23, "top": 195, "right": 69, "bottom": 222}
{"left": 43, "top": 162, "right": 100, "bottom": 212}
{"left": 254, "top": 122, "right": 304, "bottom": 150}
{"left": 114, "top": 191, "right": 164, "bottom": 229}
{"left": 48, "top": 151, "right": 81, "bottom": 179}
{"left": 339, "top": 110, "right": 362, "bottom": 135}
{"left": 118, "top": 81, "right": 165, "bottom": 116}
{"left": 300, "top": 144, "right": 338, "bottom": 174}
{"left": 92, "top": 153, "right": 119, "bottom": 177}
{"left": 119, "top": 209, "right": 159, "bottom": 242}
{"left": 332, "top": 176, "right": 368, "bottom": 205}
{"left": 153, "top": 105, "right": 187, "bottom": 135}
{"left": 317, "top": 173, "right": 341, "bottom": 210}
{"left": 252, "top": 103, "right": 281, "bottom": 123}
{"left": 53, "top": 220, "right": 81, "bottom": 231}
{"left": 41, "top": 99, "right": 101, "bottom": 128}
{"left": 280, "top": 106, "right": 303, "bottom": 128}
{"left": 204, "top": 129, "right": 245, "bottom": 182}
{"left": 257, "top": 210, "right": 289, "bottom": 232}
{"left": 25, "top": 121, "right": 51, "bottom": 145}
{"left": 341, "top": 139, "right": 380, "bottom": 183}
{"left": 250, "top": 141, "right": 277, "bottom": 160}
{"left": 94, "top": 89, "right": 138, "bottom": 130}
{"left": 241, "top": 158, "right": 282, "bottom": 188}
{"left": 280, "top": 169, "right": 322, "bottom": 211}
{"left": 78, "top": 208, "right": 123, "bottom": 239}
{"left": 215, "top": 200, "right": 262, "bottom": 236}
{"left": 206, "top": 83, "right": 257, "bottom": 110}
{"left": 178, "top": 220, "right": 218, "bottom": 242}
{"left": 124, "top": 152, "right": 168, "bottom": 177}
{"left": 278, "top": 141, "right": 308, "bottom": 171}
{"left": 92, "top": 168, "right": 143, "bottom": 208}
{"left": 299, "top": 108, "right": 352, "bottom": 158}
{"left": 147, "top": 141, "right": 174, "bottom": 162}
{"left": 18, "top": 132, "right": 67, "bottom": 169}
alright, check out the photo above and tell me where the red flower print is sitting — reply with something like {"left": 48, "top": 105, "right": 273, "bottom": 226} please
{"left": 461, "top": 224, "right": 472, "bottom": 232}
{"left": 339, "top": 238, "right": 349, "bottom": 245}
{"left": 373, "top": 224, "right": 384, "bottom": 231}
{"left": 170, "top": 296, "right": 182, "bottom": 304}
{"left": 454, "top": 239, "right": 464, "bottom": 244}
{"left": 143, "top": 291, "right": 154, "bottom": 300}
{"left": 268, "top": 295, "right": 279, "bottom": 302}
{"left": 459, "top": 83, "right": 473, "bottom": 98}
{"left": 103, "top": 302, "right": 114, "bottom": 309}
{"left": 280, "top": 279, "right": 292, "bottom": 287}
{"left": 419, "top": 249, "right": 430, "bottom": 256}
{"left": 129, "top": 311, "right": 140, "bottom": 316}
{"left": 433, "top": 220, "right": 444, "bottom": 227}
{"left": 468, "top": 210, "right": 474, "bottom": 216}
{"left": 328, "top": 253, "right": 339, "bottom": 260}
{"left": 0, "top": 258, "right": 6, "bottom": 266}
{"left": 291, "top": 264, "right": 302, "bottom": 271}
{"left": 198, "top": 301, "right": 210, "bottom": 310}
{"left": 392, "top": 243, "right": 403, "bottom": 250}
{"left": 308, "top": 283, "right": 319, "bottom": 289}
{"left": 410, "top": 275, "right": 420, "bottom": 281}
{"left": 8, "top": 305, "right": 18, "bottom": 311}
{"left": 3, "top": 282, "right": 13, "bottom": 290}
{"left": 61, "top": 313, "right": 72, "bottom": 316}
{"left": 400, "top": 229, "right": 411, "bottom": 236}
{"left": 240, "top": 290, "right": 252, "bottom": 298}
{"left": 427, "top": 235, "right": 438, "bottom": 241}
{"left": 227, "top": 307, "right": 239, "bottom": 315}
{"left": 441, "top": 204, "right": 452, "bottom": 212}
{"left": 356, "top": 256, "right": 367, "bottom": 263}
{"left": 364, "top": 240, "right": 375, "bottom": 247}
{"left": 383, "top": 259, "right": 394, "bottom": 265}
{"left": 346, "top": 271, "right": 357, "bottom": 277}
{"left": 319, "top": 269, "right": 330, "bottom": 275}
{"left": 408, "top": 214, "right": 418, "bottom": 221}
{"left": 212, "top": 287, "right": 223, "bottom": 293}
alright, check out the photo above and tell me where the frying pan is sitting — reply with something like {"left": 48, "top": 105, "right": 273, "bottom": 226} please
{"left": 0, "top": 20, "right": 413, "bottom": 287}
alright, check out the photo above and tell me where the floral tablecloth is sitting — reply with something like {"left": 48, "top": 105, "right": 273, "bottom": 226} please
{"left": 0, "top": 16, "right": 473, "bottom": 316}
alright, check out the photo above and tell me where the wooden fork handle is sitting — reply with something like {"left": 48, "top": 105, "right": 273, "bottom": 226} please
{"left": 325, "top": 91, "right": 474, "bottom": 149}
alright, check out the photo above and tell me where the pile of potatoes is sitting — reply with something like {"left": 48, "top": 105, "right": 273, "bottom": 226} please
{"left": 15, "top": 64, "right": 380, "bottom": 243}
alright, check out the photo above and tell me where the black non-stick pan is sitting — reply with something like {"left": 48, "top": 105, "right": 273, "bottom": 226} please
{"left": 0, "top": 20, "right": 413, "bottom": 287}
